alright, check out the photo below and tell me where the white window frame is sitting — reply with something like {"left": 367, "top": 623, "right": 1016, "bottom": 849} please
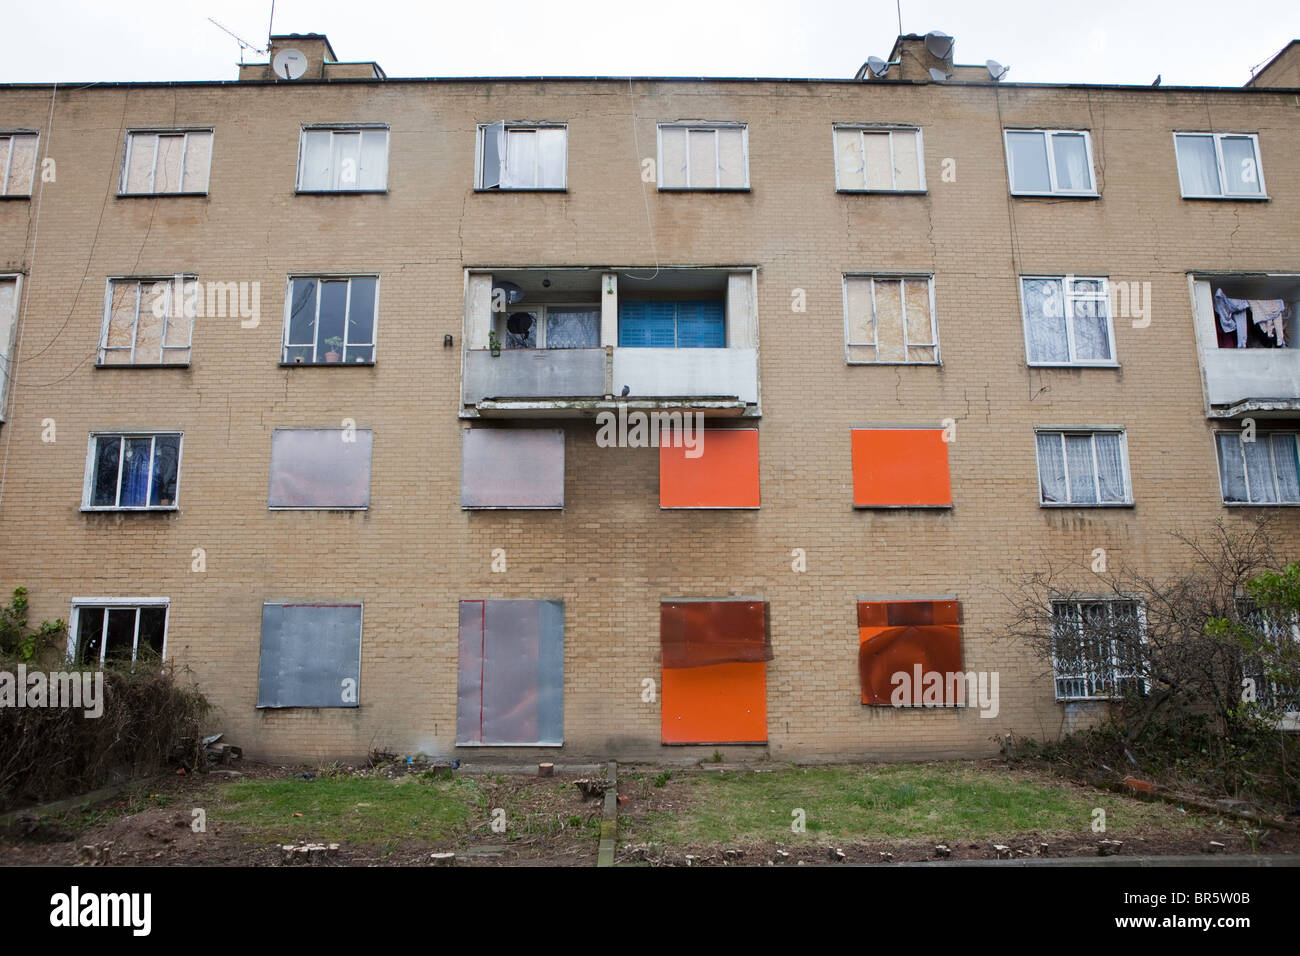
{"left": 656, "top": 123, "right": 750, "bottom": 190}
{"left": 1019, "top": 275, "right": 1118, "bottom": 367}
{"left": 1034, "top": 427, "right": 1134, "bottom": 507}
{"left": 1173, "top": 131, "right": 1267, "bottom": 200}
{"left": 0, "top": 273, "right": 21, "bottom": 423}
{"left": 0, "top": 131, "right": 39, "bottom": 197}
{"left": 119, "top": 129, "right": 213, "bottom": 196}
{"left": 295, "top": 124, "right": 389, "bottom": 192}
{"left": 282, "top": 274, "right": 381, "bottom": 365}
{"left": 1051, "top": 598, "right": 1147, "bottom": 701}
{"left": 67, "top": 598, "right": 170, "bottom": 664}
{"left": 832, "top": 125, "right": 926, "bottom": 193}
{"left": 81, "top": 431, "right": 183, "bottom": 511}
{"left": 499, "top": 302, "right": 602, "bottom": 349}
{"left": 841, "top": 274, "right": 940, "bottom": 365}
{"left": 98, "top": 276, "right": 195, "bottom": 366}
{"left": 1004, "top": 128, "right": 1098, "bottom": 197}
{"left": 1214, "top": 430, "right": 1300, "bottom": 506}
{"left": 475, "top": 123, "right": 568, "bottom": 190}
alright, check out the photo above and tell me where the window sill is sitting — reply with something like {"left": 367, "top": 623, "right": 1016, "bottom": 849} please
{"left": 81, "top": 506, "right": 179, "bottom": 513}
{"left": 95, "top": 362, "right": 191, "bottom": 370}
{"left": 1039, "top": 501, "right": 1134, "bottom": 508}
{"left": 279, "top": 361, "right": 376, "bottom": 367}
{"left": 295, "top": 189, "right": 388, "bottom": 195}
{"left": 267, "top": 506, "right": 370, "bottom": 511}
{"left": 1010, "top": 190, "right": 1100, "bottom": 199}
{"left": 837, "top": 188, "right": 928, "bottom": 195}
{"left": 1223, "top": 501, "right": 1300, "bottom": 507}
{"left": 846, "top": 360, "right": 942, "bottom": 367}
{"left": 0, "top": 194, "right": 33, "bottom": 201}
{"left": 657, "top": 186, "right": 751, "bottom": 193}
{"left": 474, "top": 186, "right": 567, "bottom": 193}
{"left": 116, "top": 191, "right": 209, "bottom": 198}
{"left": 1027, "top": 361, "right": 1120, "bottom": 369}
{"left": 1180, "top": 194, "right": 1270, "bottom": 202}
{"left": 1055, "top": 696, "right": 1119, "bottom": 703}
{"left": 853, "top": 504, "right": 953, "bottom": 510}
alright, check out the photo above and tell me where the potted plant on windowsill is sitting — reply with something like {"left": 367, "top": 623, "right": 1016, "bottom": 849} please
{"left": 488, "top": 330, "right": 502, "bottom": 357}
{"left": 323, "top": 336, "right": 344, "bottom": 363}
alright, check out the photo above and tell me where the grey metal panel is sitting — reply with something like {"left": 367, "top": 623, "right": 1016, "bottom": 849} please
{"left": 257, "top": 602, "right": 362, "bottom": 708}
{"left": 462, "top": 347, "right": 605, "bottom": 404}
{"left": 268, "top": 428, "right": 373, "bottom": 508}
{"left": 461, "top": 428, "right": 564, "bottom": 509}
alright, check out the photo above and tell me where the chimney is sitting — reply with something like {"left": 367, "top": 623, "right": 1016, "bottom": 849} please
{"left": 236, "top": 34, "right": 385, "bottom": 82}
{"left": 886, "top": 33, "right": 954, "bottom": 82}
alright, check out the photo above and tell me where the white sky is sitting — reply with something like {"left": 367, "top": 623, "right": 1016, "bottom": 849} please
{"left": 1, "top": 0, "right": 1297, "bottom": 86}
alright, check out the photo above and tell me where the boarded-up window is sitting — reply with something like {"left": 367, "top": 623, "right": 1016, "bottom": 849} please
{"left": 858, "top": 598, "right": 962, "bottom": 706}
{"left": 660, "top": 428, "right": 760, "bottom": 509}
{"left": 457, "top": 599, "right": 565, "bottom": 745}
{"left": 0, "top": 133, "right": 39, "bottom": 197}
{"left": 834, "top": 127, "right": 924, "bottom": 191}
{"left": 661, "top": 599, "right": 769, "bottom": 744}
{"left": 268, "top": 427, "right": 373, "bottom": 509}
{"left": 658, "top": 125, "right": 748, "bottom": 189}
{"left": 257, "top": 603, "right": 362, "bottom": 708}
{"left": 851, "top": 427, "right": 951, "bottom": 508}
{"left": 0, "top": 276, "right": 18, "bottom": 421}
{"left": 844, "top": 276, "right": 938, "bottom": 364}
{"left": 461, "top": 428, "right": 565, "bottom": 509}
{"left": 120, "top": 130, "right": 213, "bottom": 194}
{"left": 99, "top": 278, "right": 194, "bottom": 365}
{"left": 298, "top": 127, "right": 389, "bottom": 191}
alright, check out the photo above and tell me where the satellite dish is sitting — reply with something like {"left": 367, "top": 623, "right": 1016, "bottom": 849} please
{"left": 924, "top": 31, "right": 954, "bottom": 60}
{"left": 867, "top": 56, "right": 889, "bottom": 78}
{"left": 929, "top": 68, "right": 951, "bottom": 82}
{"left": 491, "top": 281, "right": 525, "bottom": 306}
{"left": 986, "top": 59, "right": 1010, "bottom": 80}
{"left": 272, "top": 48, "right": 307, "bottom": 80}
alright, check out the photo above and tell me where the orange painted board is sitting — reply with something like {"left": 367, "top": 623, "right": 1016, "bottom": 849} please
{"left": 858, "top": 599, "right": 963, "bottom": 706}
{"left": 660, "top": 429, "right": 760, "bottom": 509}
{"left": 661, "top": 661, "right": 767, "bottom": 743}
{"left": 851, "top": 428, "right": 951, "bottom": 507}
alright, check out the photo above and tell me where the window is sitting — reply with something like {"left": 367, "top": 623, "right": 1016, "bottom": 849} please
{"left": 843, "top": 275, "right": 938, "bottom": 364}
{"left": 660, "top": 600, "right": 769, "bottom": 744}
{"left": 0, "top": 133, "right": 38, "bottom": 197}
{"left": 1051, "top": 600, "right": 1144, "bottom": 700}
{"left": 833, "top": 126, "right": 924, "bottom": 192}
{"left": 1035, "top": 429, "right": 1132, "bottom": 506}
{"left": 462, "top": 428, "right": 565, "bottom": 509}
{"left": 457, "top": 599, "right": 565, "bottom": 745}
{"left": 660, "top": 428, "right": 760, "bottom": 509}
{"left": 297, "top": 126, "right": 388, "bottom": 191}
{"left": 83, "top": 433, "right": 181, "bottom": 510}
{"left": 619, "top": 300, "right": 725, "bottom": 348}
{"left": 501, "top": 305, "right": 600, "bottom": 349}
{"left": 120, "top": 130, "right": 213, "bottom": 195}
{"left": 99, "top": 278, "right": 194, "bottom": 365}
{"left": 268, "top": 427, "right": 373, "bottom": 509}
{"left": 1021, "top": 276, "right": 1116, "bottom": 365}
{"left": 477, "top": 123, "right": 566, "bottom": 189}
{"left": 850, "top": 427, "right": 952, "bottom": 508}
{"left": 858, "top": 599, "right": 961, "bottom": 706}
{"left": 0, "top": 275, "right": 18, "bottom": 422}
{"left": 257, "top": 603, "right": 362, "bottom": 708}
{"left": 70, "top": 600, "right": 168, "bottom": 665}
{"left": 1216, "top": 431, "right": 1300, "bottom": 504}
{"left": 1174, "top": 132, "right": 1265, "bottom": 199}
{"left": 283, "top": 276, "right": 378, "bottom": 364}
{"left": 658, "top": 124, "right": 748, "bottom": 189}
{"left": 1237, "top": 599, "right": 1300, "bottom": 718}
{"left": 1004, "top": 129, "right": 1096, "bottom": 196}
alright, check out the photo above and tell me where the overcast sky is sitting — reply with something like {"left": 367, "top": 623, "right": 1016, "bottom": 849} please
{"left": 2, "top": 0, "right": 1296, "bottom": 86}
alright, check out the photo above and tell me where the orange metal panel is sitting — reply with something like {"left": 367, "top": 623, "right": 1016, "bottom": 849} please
{"left": 660, "top": 600, "right": 770, "bottom": 668}
{"left": 858, "top": 600, "right": 963, "bottom": 706}
{"left": 661, "top": 661, "right": 767, "bottom": 743}
{"left": 851, "top": 428, "right": 951, "bottom": 507}
{"left": 660, "top": 429, "right": 760, "bottom": 508}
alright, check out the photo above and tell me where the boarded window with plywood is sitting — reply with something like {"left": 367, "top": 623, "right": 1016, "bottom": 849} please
{"left": 834, "top": 126, "right": 925, "bottom": 192}
{"left": 857, "top": 598, "right": 962, "bottom": 706}
{"left": 120, "top": 130, "right": 213, "bottom": 195}
{"left": 99, "top": 278, "right": 194, "bottom": 366}
{"left": 844, "top": 276, "right": 938, "bottom": 364}
{"left": 0, "top": 133, "right": 39, "bottom": 197}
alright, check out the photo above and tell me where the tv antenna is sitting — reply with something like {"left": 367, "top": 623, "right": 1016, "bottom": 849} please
{"left": 208, "top": 17, "right": 266, "bottom": 63}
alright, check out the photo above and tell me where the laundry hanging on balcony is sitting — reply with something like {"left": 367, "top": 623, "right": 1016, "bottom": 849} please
{"left": 1213, "top": 288, "right": 1289, "bottom": 348}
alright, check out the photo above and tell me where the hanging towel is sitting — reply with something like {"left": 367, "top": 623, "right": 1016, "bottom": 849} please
{"left": 1214, "top": 288, "right": 1251, "bottom": 348}
{"left": 1247, "top": 299, "right": 1289, "bottom": 346}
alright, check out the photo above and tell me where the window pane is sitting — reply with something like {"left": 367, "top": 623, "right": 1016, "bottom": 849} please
{"left": 844, "top": 278, "right": 874, "bottom": 348}
{"left": 863, "top": 132, "right": 892, "bottom": 189}
{"left": 1217, "top": 433, "right": 1248, "bottom": 502}
{"left": 1176, "top": 135, "right": 1220, "bottom": 196}
{"left": 125, "top": 134, "right": 156, "bottom": 192}
{"left": 1095, "top": 432, "right": 1125, "bottom": 502}
{"left": 181, "top": 132, "right": 211, "bottom": 192}
{"left": 346, "top": 278, "right": 376, "bottom": 357}
{"left": 506, "top": 310, "right": 537, "bottom": 348}
{"left": 1243, "top": 437, "right": 1278, "bottom": 503}
{"left": 1220, "top": 136, "right": 1261, "bottom": 194}
{"left": 536, "top": 128, "right": 566, "bottom": 187}
{"left": 76, "top": 608, "right": 105, "bottom": 664}
{"left": 150, "top": 435, "right": 180, "bottom": 506}
{"left": 835, "top": 129, "right": 865, "bottom": 189}
{"left": 688, "top": 129, "right": 716, "bottom": 187}
{"left": 0, "top": 139, "right": 9, "bottom": 193}
{"left": 317, "top": 281, "right": 348, "bottom": 354}
{"left": 268, "top": 428, "right": 373, "bottom": 508}
{"left": 1070, "top": 279, "right": 1111, "bottom": 360}
{"left": 301, "top": 130, "right": 331, "bottom": 189}
{"left": 163, "top": 281, "right": 195, "bottom": 351}
{"left": 137, "top": 607, "right": 167, "bottom": 659}
{"left": 105, "top": 282, "right": 138, "bottom": 353}
{"left": 135, "top": 283, "right": 167, "bottom": 363}
{"left": 903, "top": 279, "right": 933, "bottom": 346}
{"left": 1051, "top": 133, "right": 1090, "bottom": 190}
{"left": 120, "top": 437, "right": 153, "bottom": 506}
{"left": 154, "top": 136, "right": 185, "bottom": 192}
{"left": 358, "top": 130, "right": 388, "bottom": 189}
{"left": 892, "top": 130, "right": 920, "bottom": 190}
{"left": 545, "top": 308, "right": 600, "bottom": 348}
{"left": 660, "top": 127, "right": 687, "bottom": 187}
{"left": 92, "top": 437, "right": 120, "bottom": 506}
{"left": 1271, "top": 434, "right": 1300, "bottom": 502}
{"left": 1007, "top": 131, "right": 1050, "bottom": 192}
{"left": 1065, "top": 434, "right": 1098, "bottom": 503}
{"left": 873, "top": 279, "right": 905, "bottom": 361}
{"left": 619, "top": 301, "right": 676, "bottom": 347}
{"left": 1037, "top": 434, "right": 1067, "bottom": 503}
{"left": 717, "top": 128, "right": 745, "bottom": 187}
{"left": 287, "top": 279, "right": 317, "bottom": 348}
{"left": 479, "top": 123, "right": 503, "bottom": 188}
{"left": 504, "top": 129, "right": 537, "bottom": 188}
{"left": 1023, "top": 278, "right": 1068, "bottom": 362}
{"left": 330, "top": 131, "right": 361, "bottom": 189}
{"left": 104, "top": 608, "right": 136, "bottom": 663}
{"left": 7, "top": 135, "right": 37, "bottom": 195}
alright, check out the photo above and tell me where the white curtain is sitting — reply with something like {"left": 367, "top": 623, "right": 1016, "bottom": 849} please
{"left": 1094, "top": 433, "right": 1125, "bottom": 502}
{"left": 1051, "top": 133, "right": 1089, "bottom": 190}
{"left": 1037, "top": 433, "right": 1066, "bottom": 502}
{"left": 1176, "top": 135, "right": 1220, "bottom": 195}
{"left": 1024, "top": 279, "right": 1069, "bottom": 362}
{"left": 1069, "top": 279, "right": 1111, "bottom": 360}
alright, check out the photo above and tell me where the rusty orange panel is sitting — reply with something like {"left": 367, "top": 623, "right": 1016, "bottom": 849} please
{"left": 660, "top": 429, "right": 760, "bottom": 509}
{"left": 858, "top": 600, "right": 963, "bottom": 707}
{"left": 661, "top": 662, "right": 767, "bottom": 743}
{"left": 660, "top": 600, "right": 770, "bottom": 668}
{"left": 850, "top": 428, "right": 951, "bottom": 508}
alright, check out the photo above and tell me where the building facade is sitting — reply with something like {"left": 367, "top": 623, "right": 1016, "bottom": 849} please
{"left": 0, "top": 33, "right": 1297, "bottom": 760}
